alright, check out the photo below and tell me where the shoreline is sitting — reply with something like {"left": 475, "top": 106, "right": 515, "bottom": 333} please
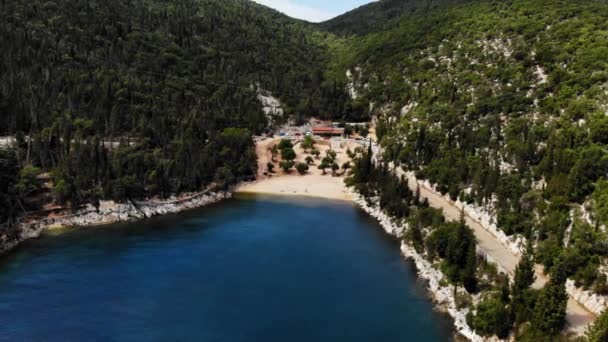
{"left": 236, "top": 173, "right": 477, "bottom": 341}
{"left": 1, "top": 167, "right": 591, "bottom": 340}
{"left": 349, "top": 190, "right": 485, "bottom": 342}
{"left": 0, "top": 163, "right": 476, "bottom": 340}
{"left": 244, "top": 169, "right": 595, "bottom": 338}
{"left": 0, "top": 189, "right": 231, "bottom": 256}
{"left": 0, "top": 168, "right": 475, "bottom": 340}
{"left": 235, "top": 174, "right": 353, "bottom": 202}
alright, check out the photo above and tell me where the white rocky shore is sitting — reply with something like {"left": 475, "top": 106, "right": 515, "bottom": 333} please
{"left": 0, "top": 190, "right": 230, "bottom": 255}
{"left": 54, "top": 191, "right": 229, "bottom": 227}
{"left": 350, "top": 190, "right": 491, "bottom": 342}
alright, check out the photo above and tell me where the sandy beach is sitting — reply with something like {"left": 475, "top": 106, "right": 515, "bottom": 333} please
{"left": 236, "top": 136, "right": 360, "bottom": 201}
{"left": 237, "top": 174, "right": 352, "bottom": 201}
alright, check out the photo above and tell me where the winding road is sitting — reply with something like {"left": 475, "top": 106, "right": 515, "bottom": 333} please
{"left": 394, "top": 166, "right": 596, "bottom": 335}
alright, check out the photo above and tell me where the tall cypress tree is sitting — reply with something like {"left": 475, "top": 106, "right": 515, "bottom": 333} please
{"left": 531, "top": 281, "right": 568, "bottom": 337}
{"left": 513, "top": 246, "right": 536, "bottom": 294}
{"left": 511, "top": 245, "right": 537, "bottom": 324}
{"left": 463, "top": 241, "right": 478, "bottom": 293}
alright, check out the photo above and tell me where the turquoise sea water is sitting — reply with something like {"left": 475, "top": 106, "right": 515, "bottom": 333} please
{"left": 0, "top": 195, "right": 452, "bottom": 341}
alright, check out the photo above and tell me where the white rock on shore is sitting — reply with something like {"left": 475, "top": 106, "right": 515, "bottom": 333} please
{"left": 0, "top": 190, "right": 230, "bottom": 255}
{"left": 57, "top": 192, "right": 228, "bottom": 227}
{"left": 350, "top": 190, "right": 488, "bottom": 342}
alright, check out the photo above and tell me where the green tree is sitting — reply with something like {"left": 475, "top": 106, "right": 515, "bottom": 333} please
{"left": 342, "top": 161, "right": 352, "bottom": 174}
{"left": 471, "top": 297, "right": 512, "bottom": 338}
{"left": 569, "top": 145, "right": 608, "bottom": 201}
{"left": 278, "top": 139, "right": 294, "bottom": 151}
{"left": 586, "top": 309, "right": 608, "bottom": 342}
{"left": 331, "top": 162, "right": 340, "bottom": 176}
{"left": 52, "top": 179, "right": 70, "bottom": 205}
{"left": 301, "top": 135, "right": 315, "bottom": 152}
{"left": 281, "top": 147, "right": 297, "bottom": 162}
{"left": 15, "top": 165, "right": 41, "bottom": 198}
{"left": 592, "top": 179, "right": 608, "bottom": 227}
{"left": 296, "top": 162, "right": 309, "bottom": 175}
{"left": 512, "top": 246, "right": 537, "bottom": 324}
{"left": 513, "top": 247, "right": 536, "bottom": 294}
{"left": 426, "top": 220, "right": 478, "bottom": 292}
{"left": 280, "top": 160, "right": 295, "bottom": 173}
{"left": 531, "top": 281, "right": 568, "bottom": 337}
{"left": 590, "top": 115, "right": 608, "bottom": 145}
{"left": 318, "top": 161, "right": 330, "bottom": 175}
{"left": 406, "top": 221, "right": 424, "bottom": 253}
{"left": 214, "top": 167, "right": 235, "bottom": 193}
{"left": 0, "top": 149, "right": 19, "bottom": 223}
{"left": 326, "top": 149, "right": 337, "bottom": 161}
{"left": 267, "top": 162, "right": 275, "bottom": 173}
{"left": 463, "top": 242, "right": 478, "bottom": 293}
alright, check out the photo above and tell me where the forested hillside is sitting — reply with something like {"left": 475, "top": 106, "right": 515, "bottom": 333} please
{"left": 319, "top": 0, "right": 468, "bottom": 36}
{"left": 0, "top": 0, "right": 355, "bottom": 225}
{"left": 335, "top": 0, "right": 608, "bottom": 339}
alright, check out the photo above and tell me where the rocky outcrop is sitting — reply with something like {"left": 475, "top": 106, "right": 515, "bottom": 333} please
{"left": 0, "top": 190, "right": 230, "bottom": 255}
{"left": 566, "top": 280, "right": 608, "bottom": 316}
{"left": 56, "top": 191, "right": 229, "bottom": 227}
{"left": 257, "top": 89, "right": 284, "bottom": 127}
{"left": 0, "top": 222, "right": 41, "bottom": 255}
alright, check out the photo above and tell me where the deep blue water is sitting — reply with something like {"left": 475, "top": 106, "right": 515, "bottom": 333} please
{"left": 0, "top": 195, "right": 452, "bottom": 341}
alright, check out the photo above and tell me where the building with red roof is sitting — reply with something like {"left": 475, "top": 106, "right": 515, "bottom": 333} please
{"left": 312, "top": 126, "right": 345, "bottom": 137}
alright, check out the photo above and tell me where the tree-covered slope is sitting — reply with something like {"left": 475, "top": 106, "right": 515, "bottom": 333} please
{"left": 0, "top": 0, "right": 354, "bottom": 222}
{"left": 0, "top": 0, "right": 341, "bottom": 136}
{"left": 333, "top": 0, "right": 608, "bottom": 338}
{"left": 319, "top": 0, "right": 469, "bottom": 36}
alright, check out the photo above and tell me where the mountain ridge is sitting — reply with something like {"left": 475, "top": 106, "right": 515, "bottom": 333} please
{"left": 319, "top": 0, "right": 471, "bottom": 36}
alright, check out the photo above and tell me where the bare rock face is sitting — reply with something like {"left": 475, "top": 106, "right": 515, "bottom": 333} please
{"left": 0, "top": 191, "right": 230, "bottom": 255}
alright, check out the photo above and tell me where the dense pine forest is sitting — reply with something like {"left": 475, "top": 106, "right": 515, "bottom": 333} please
{"left": 4, "top": 0, "right": 608, "bottom": 339}
{"left": 0, "top": 0, "right": 356, "bottom": 225}
{"left": 319, "top": 0, "right": 468, "bottom": 36}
